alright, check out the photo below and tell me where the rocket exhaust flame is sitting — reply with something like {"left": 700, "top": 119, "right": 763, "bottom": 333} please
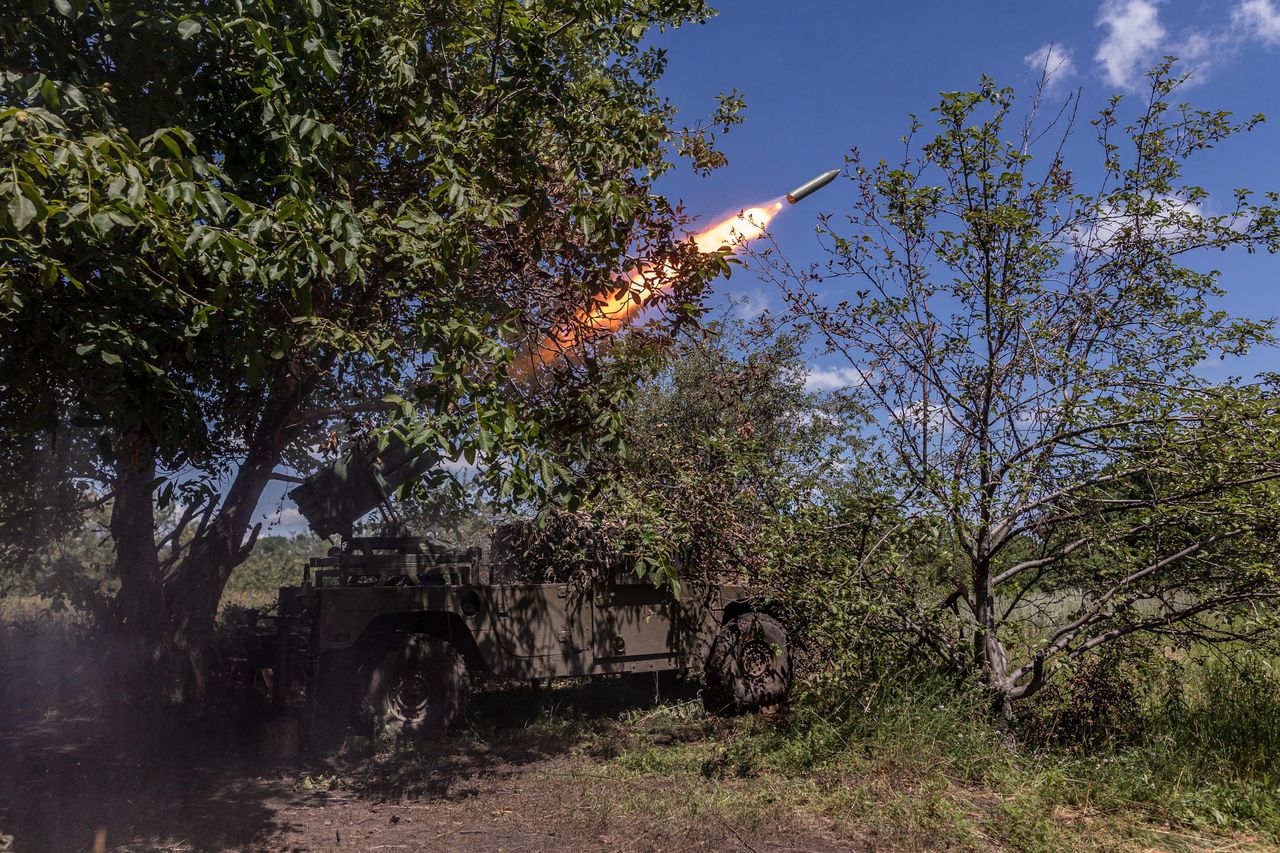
{"left": 580, "top": 202, "right": 783, "bottom": 336}
{"left": 517, "top": 169, "right": 836, "bottom": 374}
{"left": 514, "top": 202, "right": 781, "bottom": 373}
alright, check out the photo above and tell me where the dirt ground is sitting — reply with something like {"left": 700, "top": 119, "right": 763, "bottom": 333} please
{"left": 4, "top": 611, "right": 1273, "bottom": 852}
{"left": 0, "top": 667, "right": 863, "bottom": 853}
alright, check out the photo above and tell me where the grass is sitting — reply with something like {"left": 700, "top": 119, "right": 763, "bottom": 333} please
{"left": 7, "top": 593, "right": 1277, "bottom": 850}
{"left": 591, "top": 662, "right": 1280, "bottom": 852}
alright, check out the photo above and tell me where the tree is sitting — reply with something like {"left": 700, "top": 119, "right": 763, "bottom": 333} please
{"left": 0, "top": 0, "right": 738, "bottom": 694}
{"left": 763, "top": 64, "right": 1280, "bottom": 715}
{"left": 0, "top": 428, "right": 95, "bottom": 599}
{"left": 582, "top": 321, "right": 864, "bottom": 590}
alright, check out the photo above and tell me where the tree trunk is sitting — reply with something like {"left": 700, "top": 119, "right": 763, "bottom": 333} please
{"left": 161, "top": 510, "right": 266, "bottom": 700}
{"left": 109, "top": 432, "right": 164, "bottom": 631}
{"left": 106, "top": 359, "right": 308, "bottom": 701}
{"left": 107, "top": 431, "right": 186, "bottom": 695}
{"left": 161, "top": 535, "right": 248, "bottom": 700}
{"left": 972, "top": 555, "right": 1015, "bottom": 722}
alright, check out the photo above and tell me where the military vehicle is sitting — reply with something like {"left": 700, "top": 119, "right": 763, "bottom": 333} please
{"left": 240, "top": 437, "right": 792, "bottom": 741}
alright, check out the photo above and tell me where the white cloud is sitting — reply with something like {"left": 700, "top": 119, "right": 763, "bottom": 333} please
{"left": 440, "top": 455, "right": 478, "bottom": 479}
{"left": 1175, "top": 30, "right": 1215, "bottom": 63}
{"left": 804, "top": 364, "right": 867, "bottom": 392}
{"left": 1198, "top": 354, "right": 1227, "bottom": 370}
{"left": 1091, "top": 0, "right": 1280, "bottom": 91}
{"left": 1096, "top": 0, "right": 1167, "bottom": 89}
{"left": 263, "top": 505, "right": 310, "bottom": 536}
{"left": 730, "top": 287, "right": 771, "bottom": 321}
{"left": 1073, "top": 193, "right": 1208, "bottom": 250}
{"left": 1024, "top": 43, "right": 1077, "bottom": 92}
{"left": 890, "top": 402, "right": 952, "bottom": 432}
{"left": 1234, "top": 0, "right": 1280, "bottom": 45}
{"left": 791, "top": 407, "right": 842, "bottom": 429}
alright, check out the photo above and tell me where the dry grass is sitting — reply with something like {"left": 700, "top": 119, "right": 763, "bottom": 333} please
{"left": 219, "top": 590, "right": 278, "bottom": 612}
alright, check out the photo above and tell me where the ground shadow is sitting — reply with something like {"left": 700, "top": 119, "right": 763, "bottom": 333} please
{"left": 0, "top": 615, "right": 705, "bottom": 851}
{"left": 344, "top": 673, "right": 707, "bottom": 802}
{"left": 0, "top": 706, "right": 314, "bottom": 852}
{"left": 0, "top": 613, "right": 314, "bottom": 852}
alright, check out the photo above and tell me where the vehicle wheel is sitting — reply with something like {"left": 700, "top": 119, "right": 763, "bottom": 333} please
{"left": 704, "top": 613, "right": 792, "bottom": 714}
{"left": 365, "top": 634, "right": 469, "bottom": 739}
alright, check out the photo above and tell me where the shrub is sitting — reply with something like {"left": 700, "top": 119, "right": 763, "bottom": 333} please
{"left": 1014, "top": 644, "right": 1157, "bottom": 750}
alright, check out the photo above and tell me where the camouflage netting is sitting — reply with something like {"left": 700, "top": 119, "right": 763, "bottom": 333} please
{"left": 487, "top": 508, "right": 628, "bottom": 586}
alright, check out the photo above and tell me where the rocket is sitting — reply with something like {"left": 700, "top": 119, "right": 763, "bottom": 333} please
{"left": 785, "top": 169, "right": 839, "bottom": 204}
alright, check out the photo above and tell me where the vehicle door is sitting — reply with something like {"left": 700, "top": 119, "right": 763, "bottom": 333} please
{"left": 591, "top": 573, "right": 678, "bottom": 662}
{"left": 489, "top": 583, "right": 591, "bottom": 657}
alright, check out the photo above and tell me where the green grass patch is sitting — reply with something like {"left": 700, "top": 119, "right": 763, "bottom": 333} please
{"left": 603, "top": 659, "right": 1280, "bottom": 851}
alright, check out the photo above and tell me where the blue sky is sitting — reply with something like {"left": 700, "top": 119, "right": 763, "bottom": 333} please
{"left": 258, "top": 0, "right": 1280, "bottom": 535}
{"left": 650, "top": 0, "right": 1280, "bottom": 345}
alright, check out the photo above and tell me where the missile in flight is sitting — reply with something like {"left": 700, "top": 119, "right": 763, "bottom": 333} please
{"left": 785, "top": 169, "right": 840, "bottom": 204}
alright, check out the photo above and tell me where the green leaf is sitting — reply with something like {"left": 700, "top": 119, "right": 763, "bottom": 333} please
{"left": 38, "top": 77, "right": 60, "bottom": 108}
{"left": 7, "top": 191, "right": 36, "bottom": 230}
{"left": 0, "top": 0, "right": 729, "bottom": 614}
{"left": 321, "top": 47, "right": 343, "bottom": 78}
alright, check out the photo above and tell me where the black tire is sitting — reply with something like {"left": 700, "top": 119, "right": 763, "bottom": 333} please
{"left": 365, "top": 634, "right": 469, "bottom": 739}
{"left": 704, "top": 613, "right": 792, "bottom": 714}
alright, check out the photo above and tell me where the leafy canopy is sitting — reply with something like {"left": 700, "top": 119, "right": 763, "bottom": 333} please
{"left": 762, "top": 63, "right": 1280, "bottom": 705}
{"left": 1, "top": 0, "right": 737, "bottom": 514}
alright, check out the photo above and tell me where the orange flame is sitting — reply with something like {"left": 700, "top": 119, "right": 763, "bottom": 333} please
{"left": 518, "top": 201, "right": 784, "bottom": 373}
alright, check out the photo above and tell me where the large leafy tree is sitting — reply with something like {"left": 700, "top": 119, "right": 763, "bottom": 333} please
{"left": 0, "top": 0, "right": 736, "bottom": 693}
{"left": 763, "top": 64, "right": 1280, "bottom": 715}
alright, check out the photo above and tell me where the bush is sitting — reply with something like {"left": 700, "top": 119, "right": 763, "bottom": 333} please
{"left": 1014, "top": 644, "right": 1157, "bottom": 750}
{"left": 1147, "top": 652, "right": 1280, "bottom": 782}
{"left": 224, "top": 535, "right": 327, "bottom": 594}
{"left": 686, "top": 650, "right": 1280, "bottom": 843}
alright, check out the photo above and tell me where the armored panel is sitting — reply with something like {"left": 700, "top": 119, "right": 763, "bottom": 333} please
{"left": 592, "top": 581, "right": 679, "bottom": 661}
{"left": 490, "top": 584, "right": 591, "bottom": 656}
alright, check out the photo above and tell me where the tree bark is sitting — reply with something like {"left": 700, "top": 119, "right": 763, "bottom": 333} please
{"left": 972, "top": 553, "right": 1015, "bottom": 721}
{"left": 108, "top": 429, "right": 184, "bottom": 694}
{"left": 109, "top": 432, "right": 163, "bottom": 623}
{"left": 108, "top": 358, "right": 310, "bottom": 701}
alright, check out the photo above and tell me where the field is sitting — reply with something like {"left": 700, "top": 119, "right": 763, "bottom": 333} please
{"left": 2, "top": 597, "right": 1278, "bottom": 852}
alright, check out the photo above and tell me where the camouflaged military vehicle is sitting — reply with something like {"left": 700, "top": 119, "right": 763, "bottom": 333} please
{"left": 240, "top": 438, "right": 792, "bottom": 741}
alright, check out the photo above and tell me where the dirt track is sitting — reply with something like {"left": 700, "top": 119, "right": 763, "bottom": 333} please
{"left": 0, "top": 679, "right": 862, "bottom": 852}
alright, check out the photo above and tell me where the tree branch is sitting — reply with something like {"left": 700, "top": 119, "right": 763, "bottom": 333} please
{"left": 287, "top": 401, "right": 395, "bottom": 428}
